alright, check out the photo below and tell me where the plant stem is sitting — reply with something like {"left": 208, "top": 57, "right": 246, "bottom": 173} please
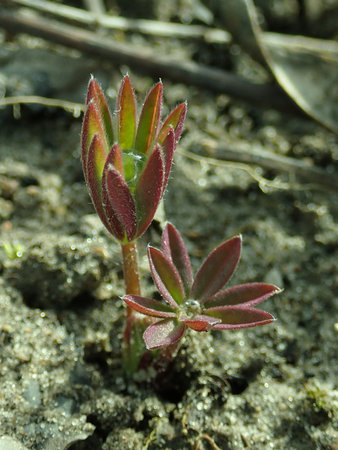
{"left": 121, "top": 241, "right": 180, "bottom": 377}
{"left": 121, "top": 241, "right": 141, "bottom": 335}
{"left": 121, "top": 241, "right": 141, "bottom": 297}
{"left": 121, "top": 241, "right": 142, "bottom": 371}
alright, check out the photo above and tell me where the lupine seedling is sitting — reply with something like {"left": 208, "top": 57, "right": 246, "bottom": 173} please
{"left": 124, "top": 223, "right": 280, "bottom": 350}
{"left": 81, "top": 75, "right": 186, "bottom": 372}
{"left": 81, "top": 75, "right": 280, "bottom": 375}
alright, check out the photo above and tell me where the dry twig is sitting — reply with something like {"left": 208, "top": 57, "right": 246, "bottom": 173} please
{"left": 6, "top": 0, "right": 230, "bottom": 43}
{"left": 196, "top": 140, "right": 338, "bottom": 192}
{"left": 82, "top": 0, "right": 106, "bottom": 16}
{"left": 0, "top": 6, "right": 300, "bottom": 115}
{"left": 0, "top": 95, "right": 335, "bottom": 192}
{"left": 0, "top": 95, "right": 85, "bottom": 115}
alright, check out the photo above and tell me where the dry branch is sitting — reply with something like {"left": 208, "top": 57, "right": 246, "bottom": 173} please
{"left": 0, "top": 6, "right": 300, "bottom": 115}
{"left": 0, "top": 95, "right": 335, "bottom": 191}
{"left": 82, "top": 0, "right": 106, "bottom": 16}
{"left": 1, "top": 4, "right": 334, "bottom": 191}
{"left": 6, "top": 0, "right": 230, "bottom": 43}
{"left": 200, "top": 140, "right": 338, "bottom": 192}
{"left": 0, "top": 95, "right": 85, "bottom": 114}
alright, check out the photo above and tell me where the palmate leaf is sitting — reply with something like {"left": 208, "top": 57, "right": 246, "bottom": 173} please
{"left": 123, "top": 221, "right": 280, "bottom": 349}
{"left": 117, "top": 75, "right": 137, "bottom": 150}
{"left": 135, "top": 82, "right": 163, "bottom": 154}
{"left": 191, "top": 236, "right": 242, "bottom": 302}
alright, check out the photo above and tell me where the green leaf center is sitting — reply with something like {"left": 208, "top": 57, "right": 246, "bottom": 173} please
{"left": 180, "top": 299, "right": 202, "bottom": 319}
{"left": 122, "top": 151, "right": 146, "bottom": 192}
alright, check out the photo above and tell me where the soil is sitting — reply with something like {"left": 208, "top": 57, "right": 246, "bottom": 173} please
{"left": 0, "top": 1, "right": 337, "bottom": 449}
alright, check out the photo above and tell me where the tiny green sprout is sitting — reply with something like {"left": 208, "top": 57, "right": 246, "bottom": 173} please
{"left": 1, "top": 240, "right": 24, "bottom": 260}
{"left": 305, "top": 382, "right": 330, "bottom": 412}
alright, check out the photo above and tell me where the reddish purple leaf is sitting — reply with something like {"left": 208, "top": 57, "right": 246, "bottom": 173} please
{"left": 158, "top": 102, "right": 187, "bottom": 145}
{"left": 135, "top": 82, "right": 163, "bottom": 154}
{"left": 182, "top": 314, "right": 220, "bottom": 331}
{"left": 117, "top": 75, "right": 137, "bottom": 150}
{"left": 86, "top": 76, "right": 99, "bottom": 105}
{"left": 161, "top": 223, "right": 193, "bottom": 297}
{"left": 191, "top": 236, "right": 242, "bottom": 302}
{"left": 86, "top": 135, "right": 123, "bottom": 238}
{"left": 86, "top": 134, "right": 106, "bottom": 188}
{"left": 160, "top": 127, "right": 175, "bottom": 192}
{"left": 86, "top": 77, "right": 114, "bottom": 147}
{"left": 207, "top": 306, "right": 275, "bottom": 329}
{"left": 143, "top": 319, "right": 186, "bottom": 350}
{"left": 204, "top": 283, "right": 281, "bottom": 308}
{"left": 81, "top": 101, "right": 107, "bottom": 174}
{"left": 103, "top": 159, "right": 137, "bottom": 242}
{"left": 148, "top": 246, "right": 185, "bottom": 308}
{"left": 106, "top": 143, "right": 124, "bottom": 176}
{"left": 134, "top": 145, "right": 164, "bottom": 238}
{"left": 123, "top": 295, "right": 176, "bottom": 318}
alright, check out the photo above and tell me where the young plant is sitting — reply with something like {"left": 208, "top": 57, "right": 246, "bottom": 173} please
{"left": 81, "top": 75, "right": 186, "bottom": 372}
{"left": 124, "top": 223, "right": 280, "bottom": 350}
{"left": 81, "top": 75, "right": 280, "bottom": 375}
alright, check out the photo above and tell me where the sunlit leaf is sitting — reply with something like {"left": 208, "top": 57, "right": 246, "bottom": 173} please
{"left": 161, "top": 223, "right": 193, "bottom": 297}
{"left": 134, "top": 145, "right": 164, "bottom": 237}
{"left": 148, "top": 246, "right": 185, "bottom": 307}
{"left": 135, "top": 82, "right": 163, "bottom": 154}
{"left": 117, "top": 75, "right": 137, "bottom": 149}
{"left": 191, "top": 236, "right": 242, "bottom": 302}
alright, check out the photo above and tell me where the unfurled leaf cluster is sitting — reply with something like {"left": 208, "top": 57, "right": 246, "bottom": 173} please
{"left": 124, "top": 224, "right": 280, "bottom": 349}
{"left": 81, "top": 76, "right": 186, "bottom": 243}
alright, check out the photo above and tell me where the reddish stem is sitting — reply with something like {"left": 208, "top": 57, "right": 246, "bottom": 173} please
{"left": 121, "top": 241, "right": 141, "bottom": 296}
{"left": 121, "top": 241, "right": 178, "bottom": 376}
{"left": 121, "top": 241, "right": 141, "bottom": 346}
